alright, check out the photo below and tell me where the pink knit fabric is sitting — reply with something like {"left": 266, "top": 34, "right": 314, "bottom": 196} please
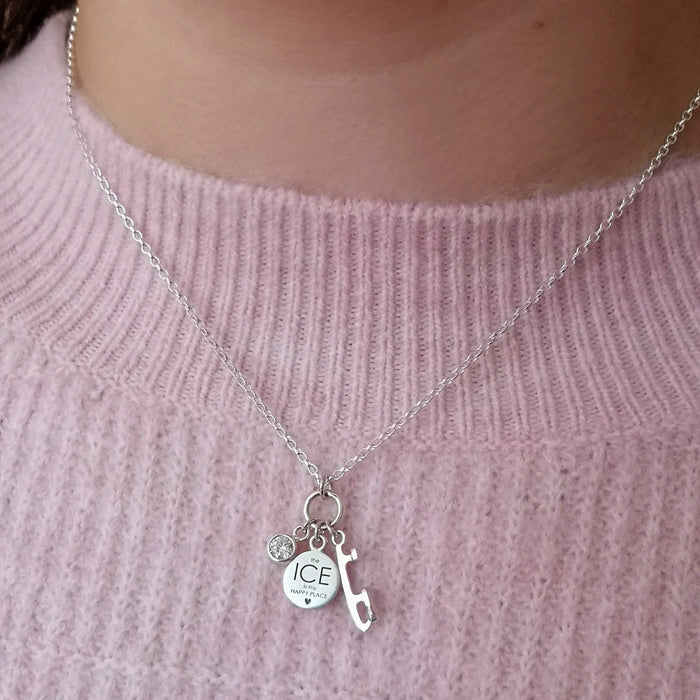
{"left": 1, "top": 11, "right": 699, "bottom": 698}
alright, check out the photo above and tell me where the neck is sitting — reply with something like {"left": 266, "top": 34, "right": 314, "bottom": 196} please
{"left": 73, "top": 0, "right": 700, "bottom": 203}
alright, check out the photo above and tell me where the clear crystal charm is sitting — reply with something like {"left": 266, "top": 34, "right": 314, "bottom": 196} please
{"left": 267, "top": 533, "right": 296, "bottom": 562}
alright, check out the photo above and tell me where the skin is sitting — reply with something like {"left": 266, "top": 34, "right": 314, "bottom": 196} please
{"left": 73, "top": 1, "right": 700, "bottom": 204}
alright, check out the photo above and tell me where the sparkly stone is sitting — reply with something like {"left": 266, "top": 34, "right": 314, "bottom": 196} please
{"left": 267, "top": 533, "right": 296, "bottom": 562}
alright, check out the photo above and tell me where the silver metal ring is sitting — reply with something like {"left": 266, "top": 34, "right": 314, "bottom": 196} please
{"left": 309, "top": 532, "right": 327, "bottom": 551}
{"left": 293, "top": 523, "right": 310, "bottom": 541}
{"left": 330, "top": 528, "right": 345, "bottom": 547}
{"left": 303, "top": 489, "right": 343, "bottom": 527}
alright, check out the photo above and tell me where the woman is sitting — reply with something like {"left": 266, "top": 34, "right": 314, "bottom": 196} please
{"left": 1, "top": 1, "right": 699, "bottom": 697}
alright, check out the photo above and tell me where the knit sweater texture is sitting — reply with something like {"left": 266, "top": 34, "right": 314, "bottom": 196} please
{"left": 1, "top": 11, "right": 699, "bottom": 699}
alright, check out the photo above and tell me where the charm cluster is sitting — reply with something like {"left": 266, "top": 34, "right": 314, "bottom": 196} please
{"left": 267, "top": 489, "right": 376, "bottom": 632}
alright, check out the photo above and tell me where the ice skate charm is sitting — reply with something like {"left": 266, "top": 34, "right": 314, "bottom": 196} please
{"left": 268, "top": 487, "right": 376, "bottom": 632}
{"left": 333, "top": 531, "right": 376, "bottom": 632}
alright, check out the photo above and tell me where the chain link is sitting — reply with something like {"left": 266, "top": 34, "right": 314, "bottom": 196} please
{"left": 65, "top": 4, "right": 700, "bottom": 487}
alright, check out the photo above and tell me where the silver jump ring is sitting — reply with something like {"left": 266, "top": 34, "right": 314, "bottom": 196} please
{"left": 303, "top": 489, "right": 343, "bottom": 528}
{"left": 309, "top": 532, "right": 327, "bottom": 551}
{"left": 293, "top": 522, "right": 311, "bottom": 541}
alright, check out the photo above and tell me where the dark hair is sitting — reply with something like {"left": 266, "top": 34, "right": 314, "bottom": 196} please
{"left": 1, "top": 0, "right": 73, "bottom": 61}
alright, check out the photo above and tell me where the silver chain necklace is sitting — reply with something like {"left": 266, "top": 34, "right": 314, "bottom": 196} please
{"left": 65, "top": 4, "right": 700, "bottom": 632}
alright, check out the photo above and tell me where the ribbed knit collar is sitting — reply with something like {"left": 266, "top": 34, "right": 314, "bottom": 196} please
{"left": 1, "top": 10, "right": 699, "bottom": 455}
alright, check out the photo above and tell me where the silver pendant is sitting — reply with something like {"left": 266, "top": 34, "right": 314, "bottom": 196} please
{"left": 267, "top": 487, "right": 376, "bottom": 632}
{"left": 283, "top": 549, "right": 340, "bottom": 608}
{"left": 333, "top": 531, "right": 376, "bottom": 632}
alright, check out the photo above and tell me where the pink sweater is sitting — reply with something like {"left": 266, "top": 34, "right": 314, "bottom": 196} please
{"left": 1, "top": 11, "right": 699, "bottom": 698}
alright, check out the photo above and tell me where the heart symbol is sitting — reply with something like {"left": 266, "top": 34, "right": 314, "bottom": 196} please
{"left": 305, "top": 598, "right": 311, "bottom": 605}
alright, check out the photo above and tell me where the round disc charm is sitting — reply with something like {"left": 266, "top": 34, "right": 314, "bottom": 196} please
{"left": 283, "top": 550, "right": 340, "bottom": 609}
{"left": 267, "top": 533, "right": 296, "bottom": 562}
